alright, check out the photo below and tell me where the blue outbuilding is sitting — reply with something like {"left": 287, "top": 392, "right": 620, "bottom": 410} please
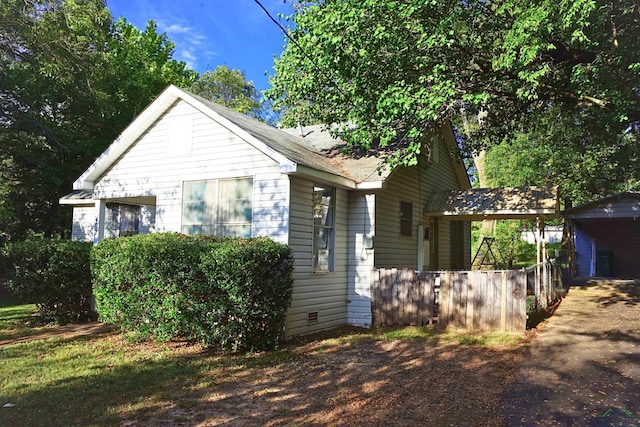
{"left": 564, "top": 193, "right": 640, "bottom": 278}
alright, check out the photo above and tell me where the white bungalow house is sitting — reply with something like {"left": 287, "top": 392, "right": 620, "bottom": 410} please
{"left": 60, "top": 85, "right": 471, "bottom": 337}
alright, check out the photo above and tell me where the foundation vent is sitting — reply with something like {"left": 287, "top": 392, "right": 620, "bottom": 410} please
{"left": 307, "top": 311, "right": 319, "bottom": 325}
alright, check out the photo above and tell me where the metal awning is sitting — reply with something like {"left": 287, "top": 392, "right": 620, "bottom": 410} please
{"left": 59, "top": 191, "right": 156, "bottom": 207}
{"left": 424, "top": 186, "right": 560, "bottom": 220}
{"left": 59, "top": 189, "right": 95, "bottom": 206}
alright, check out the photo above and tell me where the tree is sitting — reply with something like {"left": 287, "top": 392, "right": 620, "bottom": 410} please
{"left": 105, "top": 18, "right": 197, "bottom": 129}
{"left": 0, "top": 0, "right": 195, "bottom": 240}
{"left": 190, "top": 65, "right": 263, "bottom": 119}
{"left": 267, "top": 0, "right": 640, "bottom": 193}
{"left": 0, "top": 0, "right": 113, "bottom": 240}
{"left": 483, "top": 105, "right": 640, "bottom": 205}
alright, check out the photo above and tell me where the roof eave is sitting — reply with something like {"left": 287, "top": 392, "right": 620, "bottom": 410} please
{"left": 59, "top": 199, "right": 96, "bottom": 207}
{"left": 59, "top": 192, "right": 96, "bottom": 206}
{"left": 286, "top": 164, "right": 357, "bottom": 189}
{"left": 425, "top": 208, "right": 560, "bottom": 220}
{"left": 356, "top": 180, "right": 385, "bottom": 190}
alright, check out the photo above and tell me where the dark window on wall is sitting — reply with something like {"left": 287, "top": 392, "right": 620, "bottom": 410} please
{"left": 106, "top": 203, "right": 140, "bottom": 237}
{"left": 313, "top": 185, "right": 335, "bottom": 272}
{"left": 400, "top": 201, "right": 413, "bottom": 236}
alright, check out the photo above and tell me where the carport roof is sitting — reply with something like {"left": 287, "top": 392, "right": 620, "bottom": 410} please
{"left": 424, "top": 186, "right": 560, "bottom": 220}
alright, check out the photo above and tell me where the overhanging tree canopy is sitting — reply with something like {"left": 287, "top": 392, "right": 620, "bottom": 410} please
{"left": 0, "top": 0, "right": 196, "bottom": 239}
{"left": 267, "top": 0, "right": 640, "bottom": 173}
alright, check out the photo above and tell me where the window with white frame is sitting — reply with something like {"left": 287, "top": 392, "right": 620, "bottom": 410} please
{"left": 182, "top": 178, "right": 253, "bottom": 237}
{"left": 106, "top": 203, "right": 140, "bottom": 237}
{"left": 313, "top": 185, "right": 335, "bottom": 272}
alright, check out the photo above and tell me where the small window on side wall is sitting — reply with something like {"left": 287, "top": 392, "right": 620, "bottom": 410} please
{"left": 313, "top": 185, "right": 335, "bottom": 272}
{"left": 106, "top": 203, "right": 141, "bottom": 238}
{"left": 400, "top": 201, "right": 413, "bottom": 237}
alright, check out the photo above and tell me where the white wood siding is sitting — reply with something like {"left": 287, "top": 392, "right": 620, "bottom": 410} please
{"left": 252, "top": 173, "right": 290, "bottom": 244}
{"left": 286, "top": 176, "right": 349, "bottom": 337}
{"left": 375, "top": 133, "right": 469, "bottom": 270}
{"left": 140, "top": 205, "right": 156, "bottom": 235}
{"left": 71, "top": 206, "right": 96, "bottom": 242}
{"left": 347, "top": 192, "right": 375, "bottom": 326}
{"left": 91, "top": 100, "right": 286, "bottom": 239}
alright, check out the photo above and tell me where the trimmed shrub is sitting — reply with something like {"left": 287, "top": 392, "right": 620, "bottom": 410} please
{"left": 3, "top": 237, "right": 93, "bottom": 323}
{"left": 195, "top": 237, "right": 294, "bottom": 351}
{"left": 91, "top": 233, "right": 294, "bottom": 351}
{"left": 91, "top": 233, "right": 210, "bottom": 341}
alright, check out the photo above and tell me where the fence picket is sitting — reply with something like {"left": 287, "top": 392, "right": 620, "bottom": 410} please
{"left": 391, "top": 268, "right": 399, "bottom": 325}
{"left": 466, "top": 271, "right": 475, "bottom": 329}
{"left": 371, "top": 267, "right": 529, "bottom": 332}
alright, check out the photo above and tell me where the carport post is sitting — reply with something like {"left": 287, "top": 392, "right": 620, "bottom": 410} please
{"left": 535, "top": 217, "right": 541, "bottom": 308}
{"left": 541, "top": 217, "right": 548, "bottom": 309}
{"left": 90, "top": 199, "right": 107, "bottom": 314}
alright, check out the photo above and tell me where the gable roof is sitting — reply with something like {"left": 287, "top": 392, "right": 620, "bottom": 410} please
{"left": 73, "top": 85, "right": 390, "bottom": 190}
{"left": 424, "top": 186, "right": 560, "bottom": 219}
{"left": 280, "top": 124, "right": 390, "bottom": 185}
{"left": 191, "top": 95, "right": 389, "bottom": 187}
{"left": 563, "top": 192, "right": 640, "bottom": 219}
{"left": 72, "top": 85, "right": 468, "bottom": 191}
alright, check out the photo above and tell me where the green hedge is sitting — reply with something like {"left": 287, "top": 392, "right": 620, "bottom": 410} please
{"left": 91, "top": 233, "right": 294, "bottom": 351}
{"left": 3, "top": 237, "right": 93, "bottom": 324}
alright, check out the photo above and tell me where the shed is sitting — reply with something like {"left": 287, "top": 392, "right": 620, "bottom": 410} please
{"left": 563, "top": 193, "right": 640, "bottom": 278}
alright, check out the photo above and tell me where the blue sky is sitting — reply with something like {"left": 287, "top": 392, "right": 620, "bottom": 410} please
{"left": 106, "top": 0, "right": 294, "bottom": 93}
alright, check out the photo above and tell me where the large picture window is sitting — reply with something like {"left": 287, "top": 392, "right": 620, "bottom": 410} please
{"left": 313, "top": 185, "right": 335, "bottom": 272}
{"left": 182, "top": 178, "right": 253, "bottom": 237}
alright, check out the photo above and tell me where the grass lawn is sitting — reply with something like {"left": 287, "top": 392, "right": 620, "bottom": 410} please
{"left": 0, "top": 300, "right": 528, "bottom": 426}
{"left": 0, "top": 297, "right": 40, "bottom": 341}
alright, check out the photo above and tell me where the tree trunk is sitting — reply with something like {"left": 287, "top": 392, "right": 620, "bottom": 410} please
{"left": 473, "top": 150, "right": 495, "bottom": 235}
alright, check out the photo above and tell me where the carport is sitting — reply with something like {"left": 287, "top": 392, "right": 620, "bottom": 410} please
{"left": 563, "top": 193, "right": 640, "bottom": 278}
{"left": 424, "top": 186, "right": 561, "bottom": 268}
{"left": 424, "top": 186, "right": 561, "bottom": 309}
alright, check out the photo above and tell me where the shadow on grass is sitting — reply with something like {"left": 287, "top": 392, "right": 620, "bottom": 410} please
{"left": 0, "top": 324, "right": 526, "bottom": 426}
{"left": 0, "top": 335, "right": 212, "bottom": 426}
{"left": 0, "top": 300, "right": 41, "bottom": 342}
{"left": 0, "top": 295, "right": 27, "bottom": 309}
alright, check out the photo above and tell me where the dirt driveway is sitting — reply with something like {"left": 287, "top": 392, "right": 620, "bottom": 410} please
{"left": 502, "top": 278, "right": 640, "bottom": 426}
